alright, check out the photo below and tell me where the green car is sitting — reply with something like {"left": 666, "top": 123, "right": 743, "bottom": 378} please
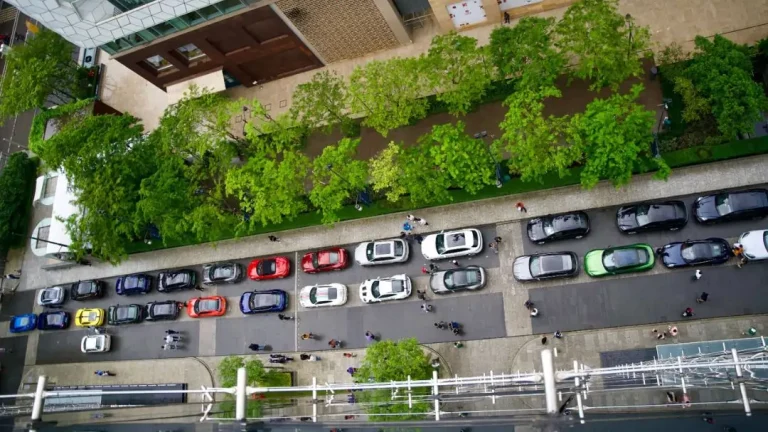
{"left": 584, "top": 243, "right": 655, "bottom": 277}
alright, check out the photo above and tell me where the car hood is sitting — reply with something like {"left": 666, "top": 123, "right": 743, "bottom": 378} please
{"left": 421, "top": 236, "right": 439, "bottom": 258}
{"left": 616, "top": 207, "right": 639, "bottom": 230}
{"left": 354, "top": 244, "right": 368, "bottom": 263}
{"left": 661, "top": 243, "right": 685, "bottom": 266}
{"left": 513, "top": 257, "right": 533, "bottom": 280}
{"left": 276, "top": 258, "right": 290, "bottom": 274}
{"left": 527, "top": 220, "right": 546, "bottom": 241}
{"left": 301, "top": 254, "right": 314, "bottom": 271}
{"left": 740, "top": 230, "right": 768, "bottom": 258}
{"left": 584, "top": 250, "right": 607, "bottom": 275}
{"left": 694, "top": 196, "right": 719, "bottom": 220}
{"left": 240, "top": 292, "right": 253, "bottom": 311}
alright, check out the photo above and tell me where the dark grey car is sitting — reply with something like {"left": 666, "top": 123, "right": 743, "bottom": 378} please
{"left": 429, "top": 266, "right": 486, "bottom": 294}
{"left": 513, "top": 252, "right": 579, "bottom": 281}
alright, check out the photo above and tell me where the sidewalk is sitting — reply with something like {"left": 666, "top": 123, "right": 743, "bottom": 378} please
{"left": 21, "top": 153, "right": 768, "bottom": 291}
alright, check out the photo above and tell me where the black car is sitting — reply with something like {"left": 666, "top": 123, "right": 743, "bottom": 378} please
{"left": 146, "top": 300, "right": 181, "bottom": 321}
{"left": 694, "top": 189, "right": 768, "bottom": 224}
{"left": 70, "top": 280, "right": 105, "bottom": 301}
{"left": 158, "top": 270, "right": 197, "bottom": 292}
{"left": 527, "top": 212, "right": 590, "bottom": 244}
{"left": 660, "top": 238, "right": 731, "bottom": 268}
{"left": 617, "top": 201, "right": 688, "bottom": 234}
{"left": 107, "top": 304, "right": 145, "bottom": 325}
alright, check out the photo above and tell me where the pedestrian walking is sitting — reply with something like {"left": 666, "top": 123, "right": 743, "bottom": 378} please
{"left": 524, "top": 300, "right": 534, "bottom": 310}
{"left": 421, "top": 265, "right": 430, "bottom": 275}
{"left": 429, "top": 263, "right": 438, "bottom": 272}
{"left": 416, "top": 290, "right": 427, "bottom": 300}
{"left": 682, "top": 307, "right": 694, "bottom": 318}
{"left": 277, "top": 313, "right": 293, "bottom": 320}
{"left": 300, "top": 353, "right": 310, "bottom": 360}
{"left": 416, "top": 217, "right": 428, "bottom": 226}
{"left": 406, "top": 214, "right": 416, "bottom": 222}
{"left": 248, "top": 343, "right": 265, "bottom": 351}
{"left": 346, "top": 367, "right": 357, "bottom": 376}
{"left": 343, "top": 352, "right": 357, "bottom": 358}
{"left": 328, "top": 339, "right": 341, "bottom": 349}
{"left": 165, "top": 329, "right": 180, "bottom": 335}
{"left": 414, "top": 234, "right": 424, "bottom": 244}
{"left": 516, "top": 202, "right": 527, "bottom": 213}
{"left": 454, "top": 341, "right": 464, "bottom": 349}
{"left": 268, "top": 235, "right": 280, "bottom": 242}
{"left": 399, "top": 231, "right": 407, "bottom": 239}
{"left": 403, "top": 222, "right": 413, "bottom": 232}
{"left": 405, "top": 232, "right": 414, "bottom": 241}
{"left": 434, "top": 321, "right": 447, "bottom": 330}
{"left": 696, "top": 292, "right": 709, "bottom": 304}
{"left": 94, "top": 370, "right": 114, "bottom": 377}
{"left": 431, "top": 359, "right": 440, "bottom": 368}
{"left": 488, "top": 242, "right": 498, "bottom": 254}
{"left": 3, "top": 274, "right": 20, "bottom": 280}
{"left": 656, "top": 332, "right": 666, "bottom": 340}
{"left": 451, "top": 259, "right": 460, "bottom": 267}
{"left": 300, "top": 333, "right": 315, "bottom": 340}
{"left": 541, "top": 336, "right": 548, "bottom": 345}
{"left": 299, "top": 354, "right": 319, "bottom": 361}
{"left": 554, "top": 330, "right": 563, "bottom": 339}
{"left": 420, "top": 303, "right": 433, "bottom": 312}
{"left": 494, "top": 236, "right": 502, "bottom": 244}
{"left": 364, "top": 331, "right": 376, "bottom": 342}
{"left": 732, "top": 243, "right": 747, "bottom": 268}
{"left": 164, "top": 334, "right": 181, "bottom": 343}
{"left": 162, "top": 343, "right": 179, "bottom": 350}
{"left": 195, "top": 285, "right": 205, "bottom": 292}
{"left": 655, "top": 247, "right": 664, "bottom": 256}
{"left": 692, "top": 269, "right": 702, "bottom": 281}
{"left": 453, "top": 327, "right": 461, "bottom": 335}
{"left": 668, "top": 325, "right": 679, "bottom": 337}
{"left": 530, "top": 307, "right": 539, "bottom": 317}
{"left": 503, "top": 11, "right": 510, "bottom": 23}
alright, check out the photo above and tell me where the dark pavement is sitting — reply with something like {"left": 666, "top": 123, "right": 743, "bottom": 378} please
{"left": 529, "top": 262, "right": 768, "bottom": 334}
{"left": 216, "top": 315, "right": 296, "bottom": 355}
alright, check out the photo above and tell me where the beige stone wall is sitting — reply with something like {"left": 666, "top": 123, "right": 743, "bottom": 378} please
{"left": 275, "top": 0, "right": 401, "bottom": 63}
{"left": 429, "top": 0, "right": 574, "bottom": 32}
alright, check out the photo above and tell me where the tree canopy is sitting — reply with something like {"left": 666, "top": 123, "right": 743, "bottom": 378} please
{"left": 0, "top": 153, "right": 38, "bottom": 250}
{"left": 369, "top": 141, "right": 451, "bottom": 205}
{"left": 309, "top": 138, "right": 369, "bottom": 224}
{"left": 423, "top": 121, "right": 495, "bottom": 194}
{"left": 556, "top": 0, "right": 650, "bottom": 90}
{"left": 290, "top": 70, "right": 350, "bottom": 134}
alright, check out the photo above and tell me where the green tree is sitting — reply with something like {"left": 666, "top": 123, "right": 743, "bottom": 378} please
{"left": 498, "top": 86, "right": 578, "bottom": 183}
{"left": 569, "top": 84, "right": 660, "bottom": 188}
{"left": 369, "top": 141, "right": 451, "bottom": 205}
{"left": 310, "top": 138, "right": 369, "bottom": 224}
{"left": 216, "top": 356, "right": 284, "bottom": 418}
{"left": 348, "top": 58, "right": 429, "bottom": 137}
{"left": 0, "top": 153, "right": 38, "bottom": 250}
{"left": 556, "top": 0, "right": 650, "bottom": 90}
{"left": 244, "top": 99, "right": 308, "bottom": 157}
{"left": 0, "top": 29, "right": 83, "bottom": 120}
{"left": 355, "top": 338, "right": 432, "bottom": 421}
{"left": 35, "top": 114, "right": 155, "bottom": 263}
{"left": 290, "top": 70, "right": 351, "bottom": 134}
{"left": 488, "top": 17, "right": 565, "bottom": 90}
{"left": 672, "top": 76, "right": 711, "bottom": 123}
{"left": 422, "top": 121, "right": 495, "bottom": 194}
{"left": 681, "top": 35, "right": 768, "bottom": 138}
{"left": 225, "top": 149, "right": 310, "bottom": 228}
{"left": 423, "top": 31, "right": 493, "bottom": 116}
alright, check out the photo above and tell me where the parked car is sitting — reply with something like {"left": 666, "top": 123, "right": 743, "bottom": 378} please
{"left": 301, "top": 248, "right": 349, "bottom": 273}
{"left": 187, "top": 296, "right": 227, "bottom": 318}
{"left": 145, "top": 300, "right": 182, "bottom": 321}
{"left": 359, "top": 275, "right": 412, "bottom": 304}
{"left": 660, "top": 238, "right": 730, "bottom": 268}
{"left": 693, "top": 189, "right": 768, "bottom": 224}
{"left": 70, "top": 280, "right": 105, "bottom": 301}
{"left": 202, "top": 263, "right": 243, "bottom": 284}
{"left": 157, "top": 270, "right": 197, "bottom": 292}
{"left": 115, "top": 274, "right": 152, "bottom": 296}
{"left": 37, "top": 311, "right": 71, "bottom": 330}
{"left": 247, "top": 257, "right": 291, "bottom": 281}
{"left": 739, "top": 229, "right": 768, "bottom": 261}
{"left": 107, "top": 304, "right": 145, "bottom": 325}
{"left": 527, "top": 212, "right": 590, "bottom": 244}
{"left": 584, "top": 244, "right": 655, "bottom": 277}
{"left": 299, "top": 283, "right": 348, "bottom": 308}
{"left": 81, "top": 334, "right": 111, "bottom": 353}
{"left": 240, "top": 290, "right": 287, "bottom": 314}
{"left": 429, "top": 266, "right": 486, "bottom": 294}
{"left": 422, "top": 229, "right": 483, "bottom": 260}
{"left": 513, "top": 252, "right": 579, "bottom": 281}
{"left": 37, "top": 286, "right": 66, "bottom": 307}
{"left": 75, "top": 308, "right": 105, "bottom": 327}
{"left": 617, "top": 201, "right": 687, "bottom": 234}
{"left": 355, "top": 239, "right": 409, "bottom": 266}
{"left": 9, "top": 314, "right": 37, "bottom": 333}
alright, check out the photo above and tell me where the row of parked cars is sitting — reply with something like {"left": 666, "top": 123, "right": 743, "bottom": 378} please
{"left": 513, "top": 189, "right": 768, "bottom": 281}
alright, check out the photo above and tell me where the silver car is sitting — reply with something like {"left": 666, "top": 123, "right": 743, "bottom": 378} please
{"left": 513, "top": 252, "right": 579, "bottom": 281}
{"left": 354, "top": 239, "right": 409, "bottom": 266}
{"left": 430, "top": 266, "right": 486, "bottom": 294}
{"left": 37, "top": 286, "right": 66, "bottom": 307}
{"left": 203, "top": 262, "right": 243, "bottom": 284}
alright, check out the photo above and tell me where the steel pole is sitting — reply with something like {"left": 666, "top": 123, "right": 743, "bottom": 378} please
{"left": 30, "top": 375, "right": 47, "bottom": 421}
{"left": 541, "top": 349, "right": 557, "bottom": 414}
{"left": 732, "top": 348, "right": 752, "bottom": 416}
{"left": 235, "top": 367, "right": 246, "bottom": 421}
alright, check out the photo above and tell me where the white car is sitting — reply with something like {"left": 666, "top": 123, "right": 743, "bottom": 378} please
{"left": 354, "top": 239, "right": 409, "bottom": 266}
{"left": 422, "top": 229, "right": 483, "bottom": 260}
{"left": 739, "top": 229, "right": 768, "bottom": 261}
{"left": 81, "top": 334, "right": 111, "bottom": 353}
{"left": 300, "top": 283, "right": 348, "bottom": 308}
{"left": 37, "top": 286, "right": 66, "bottom": 307}
{"left": 359, "top": 275, "right": 412, "bottom": 304}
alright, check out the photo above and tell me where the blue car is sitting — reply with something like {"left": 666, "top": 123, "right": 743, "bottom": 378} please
{"left": 116, "top": 274, "right": 152, "bottom": 295}
{"left": 37, "top": 311, "right": 71, "bottom": 330}
{"left": 240, "top": 289, "right": 287, "bottom": 314}
{"left": 10, "top": 314, "right": 37, "bottom": 333}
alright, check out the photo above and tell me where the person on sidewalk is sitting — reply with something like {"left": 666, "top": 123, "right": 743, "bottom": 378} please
{"left": 541, "top": 336, "right": 548, "bottom": 345}
{"left": 346, "top": 367, "right": 357, "bottom": 376}
{"left": 668, "top": 325, "right": 679, "bottom": 337}
{"left": 416, "top": 290, "right": 427, "bottom": 300}
{"left": 328, "top": 339, "right": 341, "bottom": 349}
{"left": 365, "top": 331, "right": 376, "bottom": 342}
{"left": 657, "top": 332, "right": 666, "bottom": 340}
{"left": 431, "top": 359, "right": 440, "bottom": 368}
{"left": 530, "top": 307, "right": 539, "bottom": 317}
{"left": 277, "top": 313, "right": 293, "bottom": 320}
{"left": 406, "top": 214, "right": 416, "bottom": 222}
{"left": 268, "top": 235, "right": 280, "bottom": 242}
{"left": 696, "top": 292, "right": 709, "bottom": 303}
{"left": 421, "top": 265, "right": 430, "bottom": 275}
{"left": 420, "top": 303, "right": 433, "bottom": 313}
{"left": 692, "top": 269, "right": 702, "bottom": 281}
{"left": 516, "top": 202, "right": 527, "bottom": 213}
{"left": 403, "top": 222, "right": 412, "bottom": 232}
{"left": 94, "top": 370, "right": 114, "bottom": 377}
{"left": 434, "top": 321, "right": 447, "bottom": 330}
{"left": 343, "top": 352, "right": 357, "bottom": 358}
{"left": 494, "top": 236, "right": 502, "bottom": 244}
{"left": 416, "top": 217, "right": 428, "bottom": 227}
{"left": 454, "top": 341, "right": 464, "bottom": 349}
{"left": 682, "top": 307, "right": 694, "bottom": 318}
{"left": 300, "top": 333, "right": 315, "bottom": 340}
{"left": 488, "top": 242, "right": 498, "bottom": 254}
{"left": 554, "top": 330, "right": 563, "bottom": 339}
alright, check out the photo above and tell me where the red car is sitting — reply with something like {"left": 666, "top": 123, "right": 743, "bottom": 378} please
{"left": 247, "top": 257, "right": 291, "bottom": 280}
{"left": 301, "top": 248, "right": 349, "bottom": 273}
{"left": 187, "top": 296, "right": 227, "bottom": 318}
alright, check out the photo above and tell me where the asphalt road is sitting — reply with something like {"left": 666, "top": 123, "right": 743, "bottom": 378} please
{"left": 520, "top": 185, "right": 768, "bottom": 257}
{"left": 528, "top": 262, "right": 768, "bottom": 334}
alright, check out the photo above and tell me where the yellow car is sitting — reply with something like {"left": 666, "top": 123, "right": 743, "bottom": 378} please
{"left": 75, "top": 308, "right": 105, "bottom": 327}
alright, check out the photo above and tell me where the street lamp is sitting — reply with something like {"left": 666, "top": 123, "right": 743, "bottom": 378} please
{"left": 326, "top": 163, "right": 364, "bottom": 211}
{"left": 651, "top": 98, "right": 672, "bottom": 158}
{"left": 626, "top": 14, "right": 634, "bottom": 57}
{"left": 473, "top": 131, "right": 503, "bottom": 188}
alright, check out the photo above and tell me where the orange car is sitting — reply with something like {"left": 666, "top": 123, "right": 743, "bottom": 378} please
{"left": 187, "top": 296, "right": 227, "bottom": 318}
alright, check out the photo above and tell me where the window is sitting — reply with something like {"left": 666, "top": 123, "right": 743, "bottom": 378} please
{"left": 196, "top": 5, "right": 223, "bottom": 20}
{"left": 145, "top": 55, "right": 174, "bottom": 72}
{"left": 148, "top": 21, "right": 178, "bottom": 37}
{"left": 36, "top": 225, "right": 50, "bottom": 249}
{"left": 106, "top": 0, "right": 155, "bottom": 13}
{"left": 176, "top": 43, "right": 208, "bottom": 62}
{"left": 216, "top": 0, "right": 247, "bottom": 13}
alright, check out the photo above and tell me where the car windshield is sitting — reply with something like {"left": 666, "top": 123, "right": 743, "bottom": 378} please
{"left": 76, "top": 282, "right": 94, "bottom": 294}
{"left": 125, "top": 276, "right": 140, "bottom": 289}
{"left": 310, "top": 287, "right": 337, "bottom": 305}
{"left": 258, "top": 260, "right": 277, "bottom": 276}
{"left": 542, "top": 218, "right": 556, "bottom": 236}
{"left": 394, "top": 241, "right": 404, "bottom": 256}
{"left": 166, "top": 273, "right": 189, "bottom": 285}
{"left": 212, "top": 266, "right": 233, "bottom": 279}
{"left": 317, "top": 252, "right": 339, "bottom": 267}
{"left": 43, "top": 290, "right": 58, "bottom": 300}
{"left": 90, "top": 338, "right": 103, "bottom": 350}
{"left": 16, "top": 316, "right": 30, "bottom": 326}
{"left": 251, "top": 294, "right": 280, "bottom": 310}
{"left": 445, "top": 270, "right": 478, "bottom": 289}
{"left": 46, "top": 314, "right": 63, "bottom": 325}
{"left": 530, "top": 255, "right": 569, "bottom": 277}
{"left": 634, "top": 205, "right": 651, "bottom": 226}
{"left": 117, "top": 307, "right": 138, "bottom": 320}
{"left": 603, "top": 249, "right": 646, "bottom": 270}
{"left": 87, "top": 311, "right": 99, "bottom": 321}
{"left": 681, "top": 242, "right": 723, "bottom": 261}
{"left": 715, "top": 194, "right": 733, "bottom": 216}
{"left": 153, "top": 304, "right": 175, "bottom": 315}
{"left": 197, "top": 299, "right": 220, "bottom": 312}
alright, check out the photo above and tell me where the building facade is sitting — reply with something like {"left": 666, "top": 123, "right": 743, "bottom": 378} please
{"left": 7, "top": 0, "right": 569, "bottom": 91}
